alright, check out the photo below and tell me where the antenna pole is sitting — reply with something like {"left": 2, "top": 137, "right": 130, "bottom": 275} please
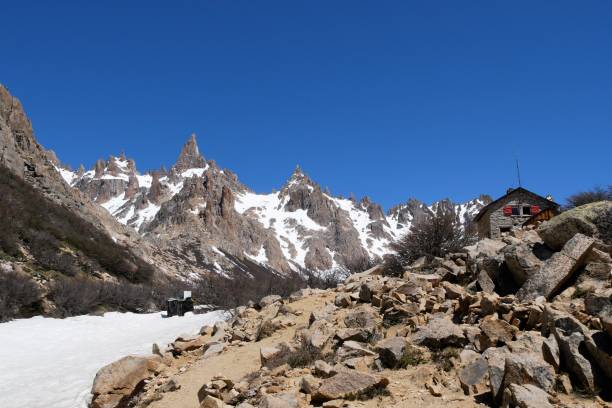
{"left": 515, "top": 158, "right": 522, "bottom": 187}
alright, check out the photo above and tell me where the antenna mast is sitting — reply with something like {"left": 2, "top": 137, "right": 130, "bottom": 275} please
{"left": 515, "top": 157, "right": 522, "bottom": 187}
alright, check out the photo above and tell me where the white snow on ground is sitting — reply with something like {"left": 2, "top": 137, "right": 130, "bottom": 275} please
{"left": 0, "top": 310, "right": 226, "bottom": 408}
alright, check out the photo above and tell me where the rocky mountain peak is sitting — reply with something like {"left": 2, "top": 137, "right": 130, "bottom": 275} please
{"left": 174, "top": 133, "right": 206, "bottom": 172}
{"left": 282, "top": 165, "right": 318, "bottom": 192}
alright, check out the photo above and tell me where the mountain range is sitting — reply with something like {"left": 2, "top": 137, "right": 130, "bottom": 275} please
{"left": 1, "top": 83, "right": 491, "bottom": 287}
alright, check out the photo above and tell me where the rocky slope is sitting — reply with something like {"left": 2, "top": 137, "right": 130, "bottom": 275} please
{"left": 0, "top": 85, "right": 164, "bottom": 318}
{"left": 57, "top": 134, "right": 490, "bottom": 277}
{"left": 90, "top": 204, "right": 612, "bottom": 408}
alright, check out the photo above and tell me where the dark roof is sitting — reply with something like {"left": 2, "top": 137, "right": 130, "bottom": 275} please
{"left": 473, "top": 187, "right": 560, "bottom": 222}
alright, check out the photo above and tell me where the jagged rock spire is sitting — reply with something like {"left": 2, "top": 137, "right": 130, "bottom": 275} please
{"left": 94, "top": 159, "right": 105, "bottom": 178}
{"left": 174, "top": 133, "right": 206, "bottom": 172}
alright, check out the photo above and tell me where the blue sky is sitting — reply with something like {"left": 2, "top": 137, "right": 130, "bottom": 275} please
{"left": 1, "top": 1, "right": 610, "bottom": 209}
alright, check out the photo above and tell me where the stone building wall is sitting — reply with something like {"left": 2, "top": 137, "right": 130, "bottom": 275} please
{"left": 478, "top": 190, "right": 556, "bottom": 239}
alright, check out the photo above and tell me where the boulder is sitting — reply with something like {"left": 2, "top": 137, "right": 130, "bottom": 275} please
{"left": 309, "top": 304, "right": 337, "bottom": 325}
{"left": 260, "top": 346, "right": 282, "bottom": 367}
{"left": 91, "top": 355, "right": 161, "bottom": 408}
{"left": 305, "top": 319, "right": 334, "bottom": 350}
{"left": 502, "top": 353, "right": 555, "bottom": 394}
{"left": 375, "top": 336, "right": 407, "bottom": 368}
{"left": 412, "top": 317, "right": 467, "bottom": 349}
{"left": 480, "top": 316, "right": 518, "bottom": 347}
{"left": 334, "top": 293, "right": 352, "bottom": 308}
{"left": 358, "top": 283, "right": 373, "bottom": 302}
{"left": 538, "top": 201, "right": 611, "bottom": 250}
{"left": 584, "top": 288, "right": 612, "bottom": 316}
{"left": 203, "top": 342, "right": 226, "bottom": 358}
{"left": 313, "top": 371, "right": 389, "bottom": 402}
{"left": 258, "top": 391, "right": 298, "bottom": 408}
{"left": 159, "top": 377, "right": 180, "bottom": 393}
{"left": 501, "top": 384, "right": 553, "bottom": 408}
{"left": 259, "top": 294, "right": 282, "bottom": 308}
{"left": 542, "top": 336, "right": 560, "bottom": 372}
{"left": 584, "top": 331, "right": 612, "bottom": 383}
{"left": 503, "top": 244, "right": 543, "bottom": 286}
{"left": 477, "top": 270, "right": 496, "bottom": 294}
{"left": 464, "top": 238, "right": 507, "bottom": 260}
{"left": 336, "top": 340, "right": 377, "bottom": 361}
{"left": 314, "top": 360, "right": 336, "bottom": 378}
{"left": 553, "top": 329, "right": 597, "bottom": 393}
{"left": 483, "top": 346, "right": 511, "bottom": 400}
{"left": 334, "top": 327, "right": 376, "bottom": 344}
{"left": 517, "top": 234, "right": 594, "bottom": 301}
{"left": 300, "top": 374, "right": 322, "bottom": 394}
{"left": 344, "top": 306, "right": 379, "bottom": 329}
{"left": 200, "top": 395, "right": 230, "bottom": 408}
{"left": 458, "top": 356, "right": 488, "bottom": 395}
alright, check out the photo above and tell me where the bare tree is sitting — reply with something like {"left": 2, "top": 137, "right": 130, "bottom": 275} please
{"left": 565, "top": 185, "right": 612, "bottom": 210}
{"left": 383, "top": 207, "right": 473, "bottom": 276}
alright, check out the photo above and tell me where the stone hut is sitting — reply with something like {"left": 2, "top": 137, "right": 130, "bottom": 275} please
{"left": 474, "top": 187, "right": 560, "bottom": 239}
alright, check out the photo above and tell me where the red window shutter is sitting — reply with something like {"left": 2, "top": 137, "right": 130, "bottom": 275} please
{"left": 531, "top": 205, "right": 540, "bottom": 215}
{"left": 503, "top": 206, "right": 512, "bottom": 216}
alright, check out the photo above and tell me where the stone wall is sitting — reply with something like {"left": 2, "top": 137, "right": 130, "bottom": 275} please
{"left": 478, "top": 190, "right": 556, "bottom": 239}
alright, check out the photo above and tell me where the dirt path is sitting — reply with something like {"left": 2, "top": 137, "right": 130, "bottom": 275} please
{"left": 150, "top": 293, "right": 333, "bottom": 408}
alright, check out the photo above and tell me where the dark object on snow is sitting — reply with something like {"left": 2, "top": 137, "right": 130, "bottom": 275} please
{"left": 166, "top": 291, "right": 194, "bottom": 317}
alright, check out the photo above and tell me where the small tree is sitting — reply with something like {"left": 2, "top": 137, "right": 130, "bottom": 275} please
{"left": 383, "top": 207, "right": 474, "bottom": 276}
{"left": 565, "top": 185, "right": 611, "bottom": 209}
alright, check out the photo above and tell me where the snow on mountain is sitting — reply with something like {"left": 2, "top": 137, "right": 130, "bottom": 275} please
{"left": 54, "top": 135, "right": 490, "bottom": 276}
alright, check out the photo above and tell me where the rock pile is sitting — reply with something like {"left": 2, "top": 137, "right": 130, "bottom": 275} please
{"left": 90, "top": 202, "right": 611, "bottom": 408}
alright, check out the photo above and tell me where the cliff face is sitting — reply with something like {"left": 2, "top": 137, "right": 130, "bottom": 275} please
{"left": 0, "top": 85, "right": 161, "bottom": 295}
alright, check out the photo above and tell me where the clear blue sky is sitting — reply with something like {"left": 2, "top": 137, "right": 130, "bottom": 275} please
{"left": 2, "top": 1, "right": 611, "bottom": 209}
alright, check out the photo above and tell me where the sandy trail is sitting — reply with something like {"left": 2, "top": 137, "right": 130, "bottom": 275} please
{"left": 150, "top": 293, "right": 331, "bottom": 408}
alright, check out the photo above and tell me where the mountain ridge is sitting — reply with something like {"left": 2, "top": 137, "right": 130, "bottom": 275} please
{"left": 56, "top": 134, "right": 492, "bottom": 276}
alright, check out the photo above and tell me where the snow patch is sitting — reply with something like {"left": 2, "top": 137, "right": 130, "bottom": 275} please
{"left": 0, "top": 310, "right": 226, "bottom": 408}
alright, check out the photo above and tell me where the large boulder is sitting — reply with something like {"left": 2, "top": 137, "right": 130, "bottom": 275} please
{"left": 375, "top": 336, "right": 407, "bottom": 368}
{"left": 458, "top": 356, "right": 488, "bottom": 395}
{"left": 313, "top": 371, "right": 389, "bottom": 402}
{"left": 464, "top": 238, "right": 507, "bottom": 260}
{"left": 503, "top": 244, "right": 543, "bottom": 286}
{"left": 90, "top": 355, "right": 161, "bottom": 408}
{"left": 538, "top": 201, "right": 612, "bottom": 250}
{"left": 553, "top": 329, "right": 597, "bottom": 393}
{"left": 344, "top": 306, "right": 379, "bottom": 329}
{"left": 412, "top": 317, "right": 467, "bottom": 349}
{"left": 517, "top": 234, "right": 594, "bottom": 301}
{"left": 258, "top": 391, "right": 299, "bottom": 408}
{"left": 480, "top": 316, "right": 519, "bottom": 347}
{"left": 259, "top": 295, "right": 282, "bottom": 308}
{"left": 502, "top": 353, "right": 555, "bottom": 394}
{"left": 501, "top": 384, "right": 554, "bottom": 408}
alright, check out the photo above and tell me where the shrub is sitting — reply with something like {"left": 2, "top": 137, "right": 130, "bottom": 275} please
{"left": 398, "top": 345, "right": 428, "bottom": 368}
{"left": 432, "top": 347, "right": 460, "bottom": 372}
{"left": 383, "top": 207, "right": 474, "bottom": 276}
{"left": 286, "top": 340, "right": 324, "bottom": 368}
{"left": 0, "top": 271, "right": 42, "bottom": 322}
{"left": 0, "top": 166, "right": 155, "bottom": 283}
{"left": 49, "top": 277, "right": 156, "bottom": 317}
{"left": 565, "top": 185, "right": 612, "bottom": 209}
